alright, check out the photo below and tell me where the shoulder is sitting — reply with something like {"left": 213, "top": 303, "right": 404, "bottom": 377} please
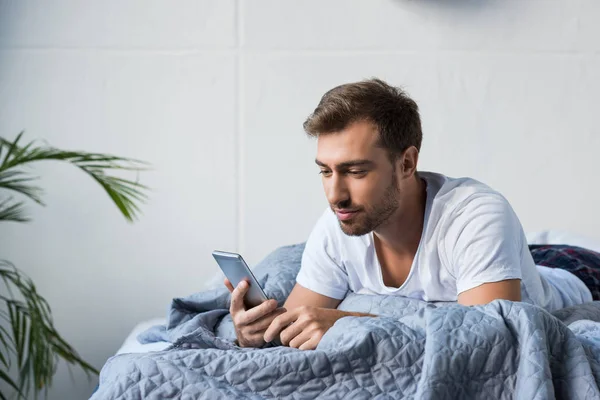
{"left": 437, "top": 180, "right": 524, "bottom": 257}
{"left": 423, "top": 173, "right": 523, "bottom": 245}
{"left": 424, "top": 172, "right": 515, "bottom": 219}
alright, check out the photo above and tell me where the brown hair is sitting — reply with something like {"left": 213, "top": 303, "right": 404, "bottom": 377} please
{"left": 303, "top": 78, "right": 422, "bottom": 159}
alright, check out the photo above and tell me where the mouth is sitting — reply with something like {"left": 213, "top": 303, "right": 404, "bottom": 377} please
{"left": 335, "top": 209, "right": 360, "bottom": 221}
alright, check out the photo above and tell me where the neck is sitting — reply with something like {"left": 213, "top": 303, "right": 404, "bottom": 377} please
{"left": 373, "top": 174, "right": 427, "bottom": 256}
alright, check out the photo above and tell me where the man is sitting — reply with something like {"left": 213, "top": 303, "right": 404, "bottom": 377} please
{"left": 225, "top": 78, "right": 593, "bottom": 350}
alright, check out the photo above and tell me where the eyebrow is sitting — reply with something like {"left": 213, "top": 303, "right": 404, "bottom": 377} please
{"left": 315, "top": 159, "right": 375, "bottom": 169}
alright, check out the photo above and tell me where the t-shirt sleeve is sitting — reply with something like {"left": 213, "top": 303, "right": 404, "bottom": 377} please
{"left": 295, "top": 209, "right": 349, "bottom": 300}
{"left": 444, "top": 193, "right": 524, "bottom": 295}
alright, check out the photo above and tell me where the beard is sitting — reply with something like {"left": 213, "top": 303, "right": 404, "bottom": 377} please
{"left": 332, "top": 176, "right": 401, "bottom": 236}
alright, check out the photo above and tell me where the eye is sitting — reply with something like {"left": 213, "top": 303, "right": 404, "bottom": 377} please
{"left": 319, "top": 170, "right": 332, "bottom": 177}
{"left": 348, "top": 170, "right": 367, "bottom": 176}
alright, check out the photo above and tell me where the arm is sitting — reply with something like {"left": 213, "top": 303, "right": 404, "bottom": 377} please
{"left": 446, "top": 194, "right": 525, "bottom": 306}
{"left": 267, "top": 283, "right": 374, "bottom": 350}
{"left": 458, "top": 279, "right": 521, "bottom": 306}
{"left": 284, "top": 283, "right": 342, "bottom": 310}
{"left": 270, "top": 209, "right": 374, "bottom": 350}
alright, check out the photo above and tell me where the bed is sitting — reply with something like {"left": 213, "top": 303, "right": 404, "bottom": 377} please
{"left": 114, "top": 318, "right": 169, "bottom": 356}
{"left": 95, "top": 230, "right": 600, "bottom": 399}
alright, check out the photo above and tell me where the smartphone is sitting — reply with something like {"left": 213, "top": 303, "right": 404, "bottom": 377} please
{"left": 212, "top": 250, "right": 269, "bottom": 308}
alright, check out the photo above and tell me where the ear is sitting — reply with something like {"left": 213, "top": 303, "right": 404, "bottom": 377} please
{"left": 399, "top": 146, "right": 419, "bottom": 178}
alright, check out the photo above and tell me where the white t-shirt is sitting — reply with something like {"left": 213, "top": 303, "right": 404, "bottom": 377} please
{"left": 296, "top": 171, "right": 592, "bottom": 312}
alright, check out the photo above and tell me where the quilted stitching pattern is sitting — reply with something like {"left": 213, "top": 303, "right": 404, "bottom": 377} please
{"left": 92, "top": 244, "right": 600, "bottom": 399}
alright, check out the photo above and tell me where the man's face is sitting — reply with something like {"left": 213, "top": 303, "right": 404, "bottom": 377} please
{"left": 316, "top": 121, "right": 401, "bottom": 236}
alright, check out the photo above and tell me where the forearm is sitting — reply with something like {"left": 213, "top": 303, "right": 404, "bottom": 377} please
{"left": 264, "top": 307, "right": 377, "bottom": 349}
{"left": 339, "top": 310, "right": 376, "bottom": 318}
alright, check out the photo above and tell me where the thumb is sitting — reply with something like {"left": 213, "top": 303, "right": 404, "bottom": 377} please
{"left": 230, "top": 280, "right": 249, "bottom": 314}
{"left": 224, "top": 278, "right": 235, "bottom": 293}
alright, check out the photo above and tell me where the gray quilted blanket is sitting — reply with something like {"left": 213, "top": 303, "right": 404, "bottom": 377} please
{"left": 91, "top": 244, "right": 600, "bottom": 399}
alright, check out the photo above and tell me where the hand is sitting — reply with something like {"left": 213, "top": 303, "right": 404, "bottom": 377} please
{"left": 225, "top": 278, "right": 286, "bottom": 348}
{"left": 263, "top": 306, "right": 348, "bottom": 350}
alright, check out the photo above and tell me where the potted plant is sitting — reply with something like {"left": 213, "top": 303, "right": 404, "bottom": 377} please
{"left": 0, "top": 133, "right": 149, "bottom": 399}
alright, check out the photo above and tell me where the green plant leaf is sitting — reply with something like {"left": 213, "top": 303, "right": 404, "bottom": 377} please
{"left": 0, "top": 345, "right": 8, "bottom": 369}
{"left": 0, "top": 134, "right": 150, "bottom": 222}
{"left": 0, "top": 260, "right": 100, "bottom": 400}
{"left": 0, "top": 170, "right": 44, "bottom": 205}
{"left": 0, "top": 132, "right": 24, "bottom": 167}
{"left": 0, "top": 133, "right": 149, "bottom": 398}
{"left": 0, "top": 197, "right": 30, "bottom": 222}
{"left": 0, "top": 368, "right": 26, "bottom": 400}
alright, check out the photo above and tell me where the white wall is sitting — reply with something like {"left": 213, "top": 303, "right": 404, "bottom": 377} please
{"left": 0, "top": 1, "right": 599, "bottom": 398}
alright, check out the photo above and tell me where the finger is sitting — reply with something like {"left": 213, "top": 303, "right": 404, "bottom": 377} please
{"left": 298, "top": 336, "right": 320, "bottom": 351}
{"left": 240, "top": 299, "right": 278, "bottom": 325}
{"left": 288, "top": 330, "right": 314, "bottom": 349}
{"left": 224, "top": 278, "right": 234, "bottom": 293}
{"left": 249, "top": 308, "right": 287, "bottom": 333}
{"left": 264, "top": 309, "right": 299, "bottom": 342}
{"left": 230, "top": 281, "right": 249, "bottom": 314}
{"left": 279, "top": 321, "right": 305, "bottom": 346}
{"left": 237, "top": 332, "right": 268, "bottom": 348}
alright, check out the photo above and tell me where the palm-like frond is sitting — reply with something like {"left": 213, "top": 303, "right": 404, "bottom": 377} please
{"left": 0, "top": 132, "right": 150, "bottom": 222}
{"left": 1, "top": 261, "right": 98, "bottom": 399}
{"left": 0, "top": 133, "right": 150, "bottom": 398}
{"left": 0, "top": 197, "right": 29, "bottom": 222}
{"left": 0, "top": 170, "right": 43, "bottom": 205}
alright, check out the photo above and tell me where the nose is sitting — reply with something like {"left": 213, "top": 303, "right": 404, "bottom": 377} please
{"left": 325, "top": 173, "right": 350, "bottom": 208}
